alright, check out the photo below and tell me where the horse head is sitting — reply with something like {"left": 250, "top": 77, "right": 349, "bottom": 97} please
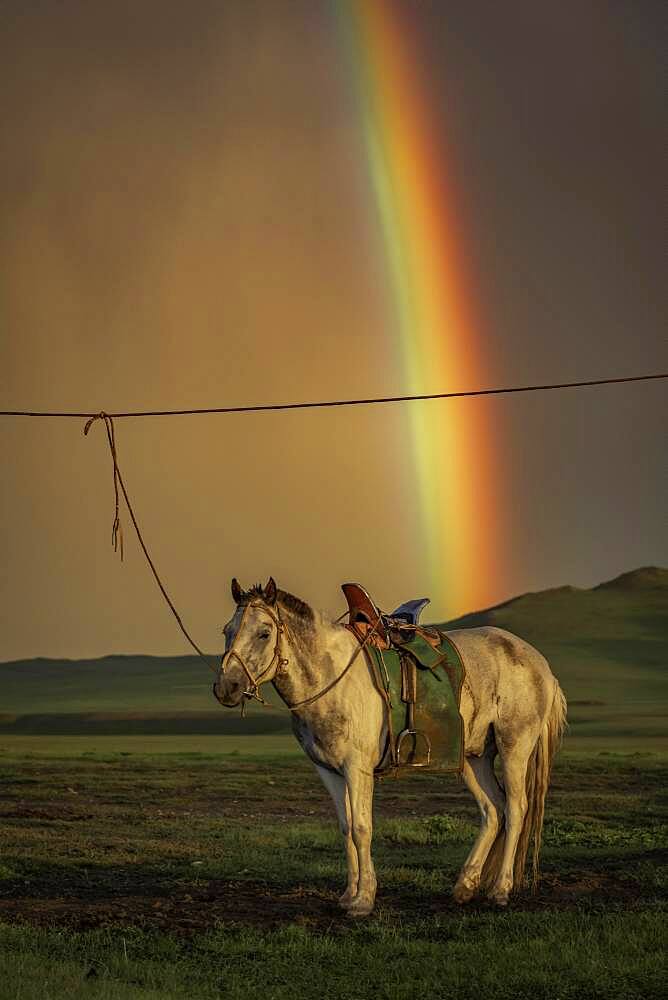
{"left": 213, "top": 577, "right": 287, "bottom": 708}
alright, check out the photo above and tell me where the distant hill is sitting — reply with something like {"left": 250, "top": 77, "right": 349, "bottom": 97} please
{"left": 0, "top": 654, "right": 219, "bottom": 716}
{"left": 1, "top": 568, "right": 666, "bottom": 744}
{"left": 441, "top": 566, "right": 667, "bottom": 705}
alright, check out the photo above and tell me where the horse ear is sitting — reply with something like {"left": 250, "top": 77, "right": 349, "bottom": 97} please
{"left": 231, "top": 578, "right": 243, "bottom": 603}
{"left": 263, "top": 577, "right": 277, "bottom": 605}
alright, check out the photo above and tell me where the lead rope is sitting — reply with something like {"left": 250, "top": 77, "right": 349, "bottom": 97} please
{"left": 84, "top": 409, "right": 381, "bottom": 701}
{"left": 286, "top": 620, "right": 381, "bottom": 711}
{"left": 84, "top": 412, "right": 218, "bottom": 674}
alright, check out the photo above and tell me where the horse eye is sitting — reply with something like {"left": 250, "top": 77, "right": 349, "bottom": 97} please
{"left": 258, "top": 631, "right": 271, "bottom": 640}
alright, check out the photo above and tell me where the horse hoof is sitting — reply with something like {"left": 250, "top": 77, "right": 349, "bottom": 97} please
{"left": 489, "top": 892, "right": 509, "bottom": 908}
{"left": 338, "top": 892, "right": 355, "bottom": 909}
{"left": 453, "top": 883, "right": 476, "bottom": 905}
{"left": 346, "top": 899, "right": 374, "bottom": 918}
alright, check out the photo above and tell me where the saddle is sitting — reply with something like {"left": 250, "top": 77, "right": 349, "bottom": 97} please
{"left": 341, "top": 583, "right": 390, "bottom": 647}
{"left": 341, "top": 583, "right": 431, "bottom": 646}
{"left": 341, "top": 583, "right": 460, "bottom": 772}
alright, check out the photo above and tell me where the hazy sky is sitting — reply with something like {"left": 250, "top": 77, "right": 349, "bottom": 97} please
{"left": 1, "top": 1, "right": 666, "bottom": 661}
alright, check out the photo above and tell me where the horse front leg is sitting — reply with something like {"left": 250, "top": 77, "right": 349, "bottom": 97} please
{"left": 343, "top": 763, "right": 376, "bottom": 917}
{"left": 314, "top": 765, "right": 359, "bottom": 908}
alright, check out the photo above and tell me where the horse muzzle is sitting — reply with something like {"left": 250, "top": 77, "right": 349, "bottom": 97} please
{"left": 212, "top": 676, "right": 243, "bottom": 708}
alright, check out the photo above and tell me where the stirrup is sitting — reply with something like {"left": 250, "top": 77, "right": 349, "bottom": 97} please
{"left": 395, "top": 728, "right": 432, "bottom": 767}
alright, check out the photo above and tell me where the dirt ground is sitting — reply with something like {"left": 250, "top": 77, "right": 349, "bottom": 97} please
{"left": 0, "top": 865, "right": 655, "bottom": 936}
{"left": 1, "top": 752, "right": 665, "bottom": 936}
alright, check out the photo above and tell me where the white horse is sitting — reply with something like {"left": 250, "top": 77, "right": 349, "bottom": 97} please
{"left": 214, "top": 578, "right": 567, "bottom": 917}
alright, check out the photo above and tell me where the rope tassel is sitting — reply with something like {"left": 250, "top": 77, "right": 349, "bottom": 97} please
{"left": 112, "top": 513, "right": 124, "bottom": 561}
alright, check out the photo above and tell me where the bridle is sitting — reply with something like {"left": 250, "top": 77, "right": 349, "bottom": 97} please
{"left": 218, "top": 600, "right": 289, "bottom": 708}
{"left": 216, "top": 598, "right": 382, "bottom": 714}
{"left": 214, "top": 601, "right": 380, "bottom": 717}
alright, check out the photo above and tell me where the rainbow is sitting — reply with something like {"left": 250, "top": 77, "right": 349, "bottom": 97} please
{"left": 334, "top": 0, "right": 499, "bottom": 618}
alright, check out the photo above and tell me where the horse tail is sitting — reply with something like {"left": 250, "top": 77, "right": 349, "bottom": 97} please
{"left": 515, "top": 678, "right": 568, "bottom": 889}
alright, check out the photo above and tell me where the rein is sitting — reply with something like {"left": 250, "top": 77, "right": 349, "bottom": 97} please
{"left": 219, "top": 600, "right": 379, "bottom": 714}
{"left": 287, "top": 625, "right": 378, "bottom": 711}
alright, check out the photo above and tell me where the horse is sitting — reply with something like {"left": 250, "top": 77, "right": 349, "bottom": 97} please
{"left": 213, "top": 577, "right": 567, "bottom": 917}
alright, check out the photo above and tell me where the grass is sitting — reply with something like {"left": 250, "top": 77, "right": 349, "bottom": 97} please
{"left": 1, "top": 914, "right": 665, "bottom": 1000}
{"left": 0, "top": 746, "right": 666, "bottom": 999}
{"left": 0, "top": 734, "right": 298, "bottom": 758}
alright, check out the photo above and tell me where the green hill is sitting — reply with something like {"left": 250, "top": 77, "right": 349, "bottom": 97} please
{"left": 440, "top": 566, "right": 667, "bottom": 747}
{"left": 0, "top": 653, "right": 282, "bottom": 735}
{"left": 0, "top": 567, "right": 666, "bottom": 747}
{"left": 442, "top": 566, "right": 667, "bottom": 703}
{"left": 0, "top": 654, "right": 221, "bottom": 715}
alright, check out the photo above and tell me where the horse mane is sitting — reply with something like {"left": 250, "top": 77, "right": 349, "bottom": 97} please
{"left": 236, "top": 584, "right": 314, "bottom": 626}
{"left": 237, "top": 583, "right": 265, "bottom": 603}
{"left": 276, "top": 589, "right": 317, "bottom": 656}
{"left": 276, "top": 589, "right": 315, "bottom": 624}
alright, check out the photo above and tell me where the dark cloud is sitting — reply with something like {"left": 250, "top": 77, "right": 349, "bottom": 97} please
{"left": 1, "top": 1, "right": 665, "bottom": 658}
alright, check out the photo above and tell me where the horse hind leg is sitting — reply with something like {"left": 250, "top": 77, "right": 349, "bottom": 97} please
{"left": 454, "top": 744, "right": 506, "bottom": 904}
{"left": 486, "top": 683, "right": 567, "bottom": 905}
{"left": 484, "top": 732, "right": 536, "bottom": 907}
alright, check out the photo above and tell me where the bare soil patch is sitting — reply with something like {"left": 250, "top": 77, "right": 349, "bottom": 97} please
{"left": 0, "top": 870, "right": 649, "bottom": 935}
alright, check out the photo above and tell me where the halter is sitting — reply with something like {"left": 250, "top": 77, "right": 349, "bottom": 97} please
{"left": 217, "top": 598, "right": 382, "bottom": 715}
{"left": 218, "top": 600, "right": 289, "bottom": 707}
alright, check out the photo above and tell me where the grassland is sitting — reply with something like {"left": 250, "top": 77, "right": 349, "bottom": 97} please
{"left": 0, "top": 744, "right": 666, "bottom": 999}
{"left": 0, "top": 567, "right": 666, "bottom": 997}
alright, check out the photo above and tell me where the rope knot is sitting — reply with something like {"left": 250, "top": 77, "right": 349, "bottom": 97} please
{"left": 83, "top": 412, "right": 123, "bottom": 559}
{"left": 83, "top": 411, "right": 108, "bottom": 437}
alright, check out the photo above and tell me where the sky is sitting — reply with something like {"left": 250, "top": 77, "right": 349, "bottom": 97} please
{"left": 1, "top": 0, "right": 666, "bottom": 661}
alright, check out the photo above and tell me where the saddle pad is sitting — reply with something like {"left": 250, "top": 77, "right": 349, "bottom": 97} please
{"left": 367, "top": 631, "right": 465, "bottom": 775}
